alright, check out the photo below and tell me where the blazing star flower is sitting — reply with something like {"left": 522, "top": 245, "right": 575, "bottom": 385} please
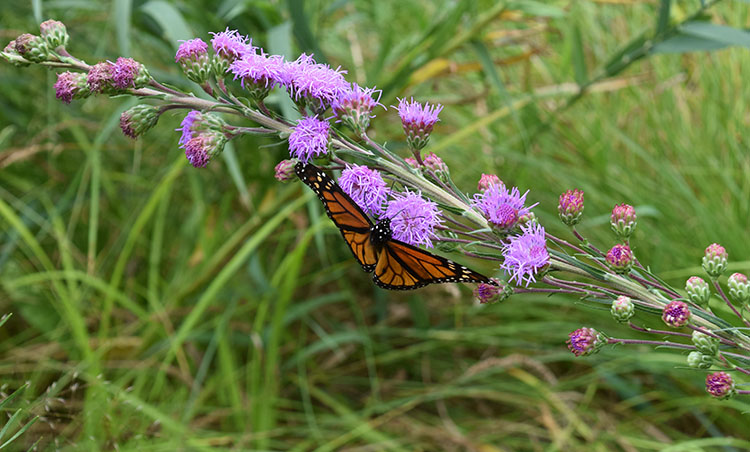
{"left": 183, "top": 131, "right": 227, "bottom": 168}
{"left": 338, "top": 164, "right": 389, "bottom": 217}
{"left": 567, "top": 327, "right": 605, "bottom": 357}
{"left": 384, "top": 191, "right": 442, "bottom": 248}
{"left": 331, "top": 83, "right": 382, "bottom": 133}
{"left": 175, "top": 38, "right": 208, "bottom": 63}
{"left": 210, "top": 28, "right": 253, "bottom": 64}
{"left": 54, "top": 71, "right": 89, "bottom": 103}
{"left": 281, "top": 53, "right": 349, "bottom": 111}
{"left": 501, "top": 222, "right": 549, "bottom": 287}
{"left": 288, "top": 116, "right": 330, "bottom": 163}
{"left": 702, "top": 243, "right": 728, "bottom": 278}
{"left": 404, "top": 157, "right": 419, "bottom": 169}
{"left": 274, "top": 159, "right": 297, "bottom": 182}
{"left": 395, "top": 97, "right": 443, "bottom": 150}
{"left": 474, "top": 280, "right": 511, "bottom": 304}
{"left": 558, "top": 189, "right": 584, "bottom": 226}
{"left": 14, "top": 33, "right": 49, "bottom": 62}
{"left": 606, "top": 244, "right": 633, "bottom": 274}
{"left": 177, "top": 110, "right": 203, "bottom": 146}
{"left": 706, "top": 371, "right": 736, "bottom": 399}
{"left": 120, "top": 104, "right": 159, "bottom": 139}
{"left": 229, "top": 51, "right": 285, "bottom": 100}
{"left": 472, "top": 183, "right": 535, "bottom": 232}
{"left": 611, "top": 203, "right": 637, "bottom": 238}
{"left": 175, "top": 38, "right": 211, "bottom": 84}
{"left": 662, "top": 300, "right": 690, "bottom": 327}
{"left": 87, "top": 61, "right": 115, "bottom": 93}
{"left": 112, "top": 57, "right": 150, "bottom": 90}
{"left": 422, "top": 152, "right": 449, "bottom": 174}
{"left": 477, "top": 173, "right": 502, "bottom": 192}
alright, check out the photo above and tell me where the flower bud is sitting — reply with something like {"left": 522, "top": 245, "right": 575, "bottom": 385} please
{"left": 606, "top": 244, "right": 633, "bottom": 274}
{"left": 175, "top": 38, "right": 212, "bottom": 85}
{"left": 702, "top": 243, "right": 728, "bottom": 279}
{"left": 611, "top": 295, "right": 634, "bottom": 323}
{"left": 2, "top": 40, "right": 30, "bottom": 67}
{"left": 558, "top": 189, "right": 584, "bottom": 227}
{"left": 184, "top": 131, "right": 227, "bottom": 168}
{"left": 687, "top": 351, "right": 714, "bottom": 369}
{"left": 567, "top": 327, "right": 606, "bottom": 357}
{"left": 396, "top": 98, "right": 442, "bottom": 151}
{"left": 685, "top": 276, "right": 711, "bottom": 308}
{"left": 274, "top": 159, "right": 297, "bottom": 182}
{"left": 727, "top": 272, "right": 749, "bottom": 306}
{"left": 517, "top": 211, "right": 537, "bottom": 226}
{"left": 691, "top": 330, "right": 719, "bottom": 356}
{"left": 53, "top": 71, "right": 90, "bottom": 104}
{"left": 39, "top": 19, "right": 69, "bottom": 48}
{"left": 87, "top": 61, "right": 116, "bottom": 94}
{"left": 474, "top": 279, "right": 513, "bottom": 305}
{"left": 404, "top": 157, "right": 419, "bottom": 169}
{"left": 120, "top": 105, "right": 160, "bottom": 139}
{"left": 477, "top": 173, "right": 502, "bottom": 192}
{"left": 112, "top": 57, "right": 151, "bottom": 90}
{"left": 14, "top": 33, "right": 50, "bottom": 63}
{"left": 610, "top": 203, "right": 637, "bottom": 238}
{"left": 705, "top": 371, "right": 736, "bottom": 399}
{"left": 331, "top": 84, "right": 381, "bottom": 135}
{"left": 662, "top": 300, "right": 690, "bottom": 328}
{"left": 422, "top": 152, "right": 450, "bottom": 182}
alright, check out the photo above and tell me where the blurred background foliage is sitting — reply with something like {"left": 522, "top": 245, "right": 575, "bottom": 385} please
{"left": 1, "top": 0, "right": 750, "bottom": 450}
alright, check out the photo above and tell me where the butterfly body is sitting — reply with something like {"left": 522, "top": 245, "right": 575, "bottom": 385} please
{"left": 295, "top": 162, "right": 494, "bottom": 290}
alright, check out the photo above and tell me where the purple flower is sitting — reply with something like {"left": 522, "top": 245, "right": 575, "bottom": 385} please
{"left": 477, "top": 173, "right": 502, "bottom": 192}
{"left": 606, "top": 244, "right": 633, "bottom": 274}
{"left": 331, "top": 83, "right": 382, "bottom": 132}
{"left": 183, "top": 132, "right": 227, "bottom": 168}
{"left": 338, "top": 164, "right": 389, "bottom": 217}
{"left": 281, "top": 53, "right": 349, "bottom": 110}
{"left": 274, "top": 159, "right": 297, "bottom": 182}
{"left": 54, "top": 71, "right": 88, "bottom": 103}
{"left": 175, "top": 38, "right": 208, "bottom": 63}
{"left": 611, "top": 203, "right": 637, "bottom": 238}
{"left": 87, "top": 61, "right": 115, "bottom": 93}
{"left": 229, "top": 51, "right": 285, "bottom": 99}
{"left": 177, "top": 110, "right": 203, "bottom": 146}
{"left": 383, "top": 191, "right": 442, "bottom": 248}
{"left": 112, "top": 57, "right": 149, "bottom": 89}
{"left": 662, "top": 300, "right": 690, "bottom": 327}
{"left": 120, "top": 104, "right": 159, "bottom": 139}
{"left": 474, "top": 280, "right": 511, "bottom": 304}
{"left": 501, "top": 222, "right": 549, "bottom": 287}
{"left": 395, "top": 97, "right": 443, "bottom": 150}
{"left": 567, "top": 327, "right": 604, "bottom": 357}
{"left": 472, "top": 183, "right": 535, "bottom": 231}
{"left": 706, "top": 371, "right": 736, "bottom": 399}
{"left": 210, "top": 28, "right": 253, "bottom": 62}
{"left": 288, "top": 115, "right": 330, "bottom": 163}
{"left": 558, "top": 189, "right": 584, "bottom": 226}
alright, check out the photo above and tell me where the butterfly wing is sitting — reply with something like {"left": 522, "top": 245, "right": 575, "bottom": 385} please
{"left": 295, "top": 163, "right": 379, "bottom": 272}
{"left": 373, "top": 239, "right": 493, "bottom": 290}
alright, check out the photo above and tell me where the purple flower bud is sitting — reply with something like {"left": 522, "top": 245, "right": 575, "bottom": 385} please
{"left": 331, "top": 83, "right": 382, "bottom": 134}
{"left": 606, "top": 244, "right": 633, "bottom": 274}
{"left": 472, "top": 183, "right": 535, "bottom": 232}
{"left": 338, "top": 164, "right": 390, "bottom": 217}
{"left": 184, "top": 131, "right": 227, "bottom": 168}
{"left": 611, "top": 295, "right": 634, "bottom": 323}
{"left": 728, "top": 272, "right": 750, "bottom": 305}
{"left": 176, "top": 110, "right": 227, "bottom": 146}
{"left": 282, "top": 53, "right": 349, "bottom": 113}
{"left": 395, "top": 97, "right": 443, "bottom": 151}
{"left": 501, "top": 222, "right": 549, "bottom": 287}
{"left": 112, "top": 57, "right": 150, "bottom": 90}
{"left": 2, "top": 40, "right": 30, "bottom": 67}
{"left": 384, "top": 191, "right": 442, "bottom": 248}
{"left": 685, "top": 276, "right": 711, "bottom": 308}
{"left": 567, "top": 327, "right": 605, "bottom": 357}
{"left": 87, "top": 61, "right": 115, "bottom": 94}
{"left": 274, "top": 159, "right": 297, "bottom": 182}
{"left": 54, "top": 71, "right": 89, "bottom": 103}
{"left": 210, "top": 28, "right": 253, "bottom": 72}
{"left": 14, "top": 33, "right": 49, "bottom": 63}
{"left": 477, "top": 173, "right": 502, "bottom": 192}
{"left": 404, "top": 157, "right": 419, "bottom": 169}
{"left": 229, "top": 51, "right": 285, "bottom": 101}
{"left": 423, "top": 152, "right": 449, "bottom": 175}
{"left": 705, "top": 371, "right": 736, "bottom": 399}
{"left": 175, "top": 38, "right": 212, "bottom": 84}
{"left": 39, "top": 19, "right": 69, "bottom": 48}
{"left": 662, "top": 300, "right": 690, "bottom": 327}
{"left": 611, "top": 203, "right": 637, "bottom": 238}
{"left": 692, "top": 330, "right": 719, "bottom": 356}
{"left": 120, "top": 105, "right": 159, "bottom": 139}
{"left": 288, "top": 116, "right": 330, "bottom": 163}
{"left": 702, "top": 243, "right": 728, "bottom": 278}
{"left": 558, "top": 189, "right": 584, "bottom": 227}
{"left": 474, "top": 279, "right": 512, "bottom": 304}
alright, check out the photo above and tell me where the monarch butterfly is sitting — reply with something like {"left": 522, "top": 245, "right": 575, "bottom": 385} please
{"left": 295, "top": 162, "right": 494, "bottom": 290}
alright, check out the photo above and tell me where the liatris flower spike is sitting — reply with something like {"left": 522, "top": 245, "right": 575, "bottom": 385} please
{"left": 9, "top": 20, "right": 750, "bottom": 400}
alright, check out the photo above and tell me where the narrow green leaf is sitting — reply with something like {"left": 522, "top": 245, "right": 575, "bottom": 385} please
{"left": 656, "top": 0, "right": 671, "bottom": 34}
{"left": 140, "top": 1, "right": 194, "bottom": 48}
{"left": 681, "top": 21, "right": 750, "bottom": 48}
{"left": 221, "top": 141, "right": 253, "bottom": 212}
{"left": 571, "top": 24, "right": 588, "bottom": 86}
{"left": 113, "top": 0, "right": 132, "bottom": 56}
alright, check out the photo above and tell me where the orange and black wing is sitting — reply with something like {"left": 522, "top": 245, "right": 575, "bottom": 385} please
{"left": 295, "top": 163, "right": 379, "bottom": 272}
{"left": 373, "top": 239, "right": 493, "bottom": 290}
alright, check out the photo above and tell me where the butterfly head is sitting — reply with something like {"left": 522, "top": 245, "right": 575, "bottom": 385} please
{"left": 370, "top": 218, "right": 393, "bottom": 247}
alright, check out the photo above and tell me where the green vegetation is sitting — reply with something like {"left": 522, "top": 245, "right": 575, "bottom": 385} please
{"left": 1, "top": 1, "right": 749, "bottom": 450}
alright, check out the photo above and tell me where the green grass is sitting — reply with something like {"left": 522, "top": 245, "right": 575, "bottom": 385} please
{"left": 2, "top": 1, "right": 750, "bottom": 450}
